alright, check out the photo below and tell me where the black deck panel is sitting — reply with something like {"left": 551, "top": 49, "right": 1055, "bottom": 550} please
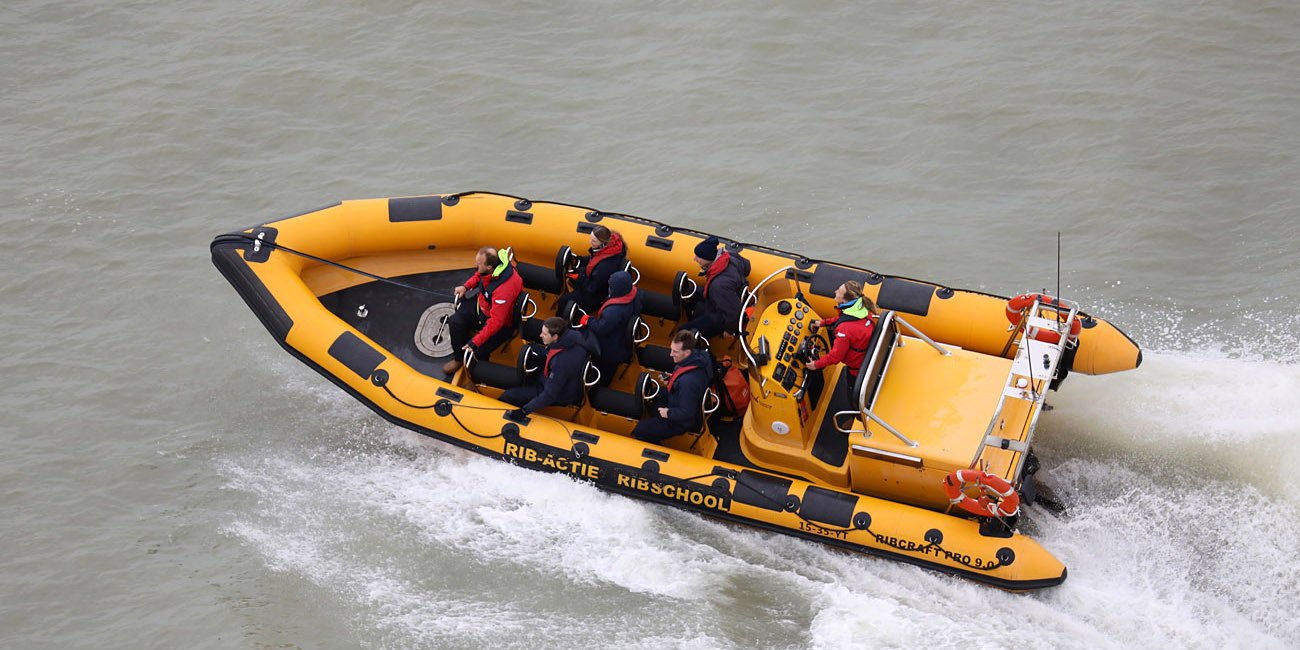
{"left": 319, "top": 268, "right": 471, "bottom": 379}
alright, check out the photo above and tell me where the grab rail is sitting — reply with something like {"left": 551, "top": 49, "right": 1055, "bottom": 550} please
{"left": 832, "top": 408, "right": 919, "bottom": 447}
{"left": 894, "top": 315, "right": 951, "bottom": 356}
{"left": 973, "top": 295, "right": 1080, "bottom": 479}
{"left": 736, "top": 265, "right": 795, "bottom": 374}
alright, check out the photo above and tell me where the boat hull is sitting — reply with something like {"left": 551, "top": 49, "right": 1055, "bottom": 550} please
{"left": 209, "top": 191, "right": 1131, "bottom": 590}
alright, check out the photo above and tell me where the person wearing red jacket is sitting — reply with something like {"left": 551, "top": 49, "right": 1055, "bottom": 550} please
{"left": 804, "top": 281, "right": 877, "bottom": 377}
{"left": 442, "top": 246, "right": 524, "bottom": 376}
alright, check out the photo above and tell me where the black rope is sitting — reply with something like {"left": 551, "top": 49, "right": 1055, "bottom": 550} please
{"left": 376, "top": 360, "right": 1006, "bottom": 570}
{"left": 721, "top": 470, "right": 1009, "bottom": 571}
{"left": 376, "top": 382, "right": 508, "bottom": 439}
{"left": 226, "top": 231, "right": 456, "bottom": 300}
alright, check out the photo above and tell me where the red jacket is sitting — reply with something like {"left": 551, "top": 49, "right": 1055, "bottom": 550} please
{"left": 808, "top": 313, "right": 874, "bottom": 375}
{"left": 462, "top": 263, "right": 523, "bottom": 347}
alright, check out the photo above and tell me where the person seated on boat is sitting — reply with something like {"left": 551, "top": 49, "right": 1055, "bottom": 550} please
{"left": 631, "top": 329, "right": 714, "bottom": 444}
{"left": 559, "top": 225, "right": 627, "bottom": 316}
{"left": 580, "top": 270, "right": 642, "bottom": 386}
{"left": 503, "top": 316, "right": 595, "bottom": 419}
{"left": 678, "top": 236, "right": 751, "bottom": 340}
{"left": 442, "top": 246, "right": 524, "bottom": 376}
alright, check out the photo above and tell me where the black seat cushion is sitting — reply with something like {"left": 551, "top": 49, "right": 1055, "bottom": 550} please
{"left": 637, "top": 344, "right": 675, "bottom": 372}
{"left": 470, "top": 360, "right": 523, "bottom": 389}
{"left": 517, "top": 262, "right": 563, "bottom": 294}
{"left": 640, "top": 290, "right": 679, "bottom": 320}
{"left": 589, "top": 387, "right": 643, "bottom": 419}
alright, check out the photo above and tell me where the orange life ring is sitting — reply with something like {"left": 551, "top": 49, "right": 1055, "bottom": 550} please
{"left": 1004, "top": 293, "right": 1081, "bottom": 345}
{"left": 943, "top": 469, "right": 1021, "bottom": 518}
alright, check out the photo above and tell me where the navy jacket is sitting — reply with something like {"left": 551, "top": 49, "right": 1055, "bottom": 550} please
{"left": 659, "top": 349, "right": 714, "bottom": 429}
{"left": 573, "top": 237, "right": 628, "bottom": 313}
{"left": 524, "top": 329, "right": 594, "bottom": 413}
{"left": 694, "top": 253, "right": 751, "bottom": 333}
{"left": 587, "top": 278, "right": 642, "bottom": 368}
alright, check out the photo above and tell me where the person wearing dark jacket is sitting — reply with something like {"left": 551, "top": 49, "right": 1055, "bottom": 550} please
{"left": 560, "top": 225, "right": 627, "bottom": 315}
{"left": 679, "top": 236, "right": 751, "bottom": 339}
{"left": 632, "top": 330, "right": 714, "bottom": 444}
{"left": 581, "top": 271, "right": 641, "bottom": 385}
{"left": 503, "top": 317, "right": 593, "bottom": 418}
{"left": 443, "top": 246, "right": 524, "bottom": 376}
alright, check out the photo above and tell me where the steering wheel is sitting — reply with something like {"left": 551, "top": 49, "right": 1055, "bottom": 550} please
{"left": 806, "top": 332, "right": 831, "bottom": 359}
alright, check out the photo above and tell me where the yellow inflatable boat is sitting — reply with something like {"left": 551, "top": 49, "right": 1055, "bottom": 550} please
{"left": 210, "top": 191, "right": 1140, "bottom": 591}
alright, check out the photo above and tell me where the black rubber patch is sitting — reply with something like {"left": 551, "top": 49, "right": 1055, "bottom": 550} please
{"left": 809, "top": 263, "right": 872, "bottom": 298}
{"left": 505, "top": 210, "right": 534, "bottom": 224}
{"left": 800, "top": 486, "right": 857, "bottom": 527}
{"left": 996, "top": 547, "right": 1016, "bottom": 566}
{"left": 210, "top": 245, "right": 294, "bottom": 342}
{"left": 645, "top": 235, "right": 674, "bottom": 251}
{"left": 435, "top": 387, "right": 463, "bottom": 402}
{"left": 641, "top": 459, "right": 660, "bottom": 473}
{"left": 327, "top": 331, "right": 386, "bottom": 380}
{"left": 572, "top": 431, "right": 600, "bottom": 445}
{"left": 784, "top": 268, "right": 814, "bottom": 285}
{"left": 242, "top": 227, "right": 277, "bottom": 263}
{"left": 876, "top": 277, "right": 935, "bottom": 317}
{"left": 388, "top": 196, "right": 443, "bottom": 222}
{"left": 642, "top": 449, "right": 670, "bottom": 462}
{"left": 576, "top": 222, "right": 597, "bottom": 234}
{"left": 732, "top": 470, "right": 792, "bottom": 512}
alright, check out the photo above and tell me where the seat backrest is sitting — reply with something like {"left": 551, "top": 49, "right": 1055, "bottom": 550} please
{"left": 515, "top": 246, "right": 573, "bottom": 295}
{"left": 851, "top": 311, "right": 898, "bottom": 413}
{"left": 635, "top": 371, "right": 659, "bottom": 403}
{"left": 518, "top": 342, "right": 545, "bottom": 376}
{"left": 514, "top": 292, "right": 536, "bottom": 330}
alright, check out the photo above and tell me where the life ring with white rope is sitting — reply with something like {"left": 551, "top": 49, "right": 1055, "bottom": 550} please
{"left": 943, "top": 468, "right": 1021, "bottom": 518}
{"left": 1004, "top": 293, "right": 1081, "bottom": 345}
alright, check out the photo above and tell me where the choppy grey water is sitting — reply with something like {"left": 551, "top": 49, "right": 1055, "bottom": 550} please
{"left": 3, "top": 1, "right": 1299, "bottom": 648}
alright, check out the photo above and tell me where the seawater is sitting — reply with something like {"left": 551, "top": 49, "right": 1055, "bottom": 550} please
{"left": 2, "top": 1, "right": 1298, "bottom": 648}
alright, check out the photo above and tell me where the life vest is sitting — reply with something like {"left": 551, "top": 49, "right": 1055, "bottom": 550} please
{"left": 700, "top": 252, "right": 731, "bottom": 299}
{"left": 543, "top": 347, "right": 561, "bottom": 377}
{"left": 478, "top": 249, "right": 517, "bottom": 314}
{"left": 596, "top": 286, "right": 638, "bottom": 318}
{"left": 666, "top": 362, "right": 702, "bottom": 391}
{"left": 817, "top": 298, "right": 875, "bottom": 374}
{"left": 587, "top": 232, "right": 625, "bottom": 275}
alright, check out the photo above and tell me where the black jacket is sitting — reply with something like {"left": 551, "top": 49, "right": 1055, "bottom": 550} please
{"left": 587, "top": 287, "right": 642, "bottom": 368}
{"left": 524, "top": 329, "right": 595, "bottom": 413}
{"left": 659, "top": 349, "right": 714, "bottom": 429}
{"left": 693, "top": 252, "right": 751, "bottom": 332}
{"left": 573, "top": 243, "right": 627, "bottom": 314}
